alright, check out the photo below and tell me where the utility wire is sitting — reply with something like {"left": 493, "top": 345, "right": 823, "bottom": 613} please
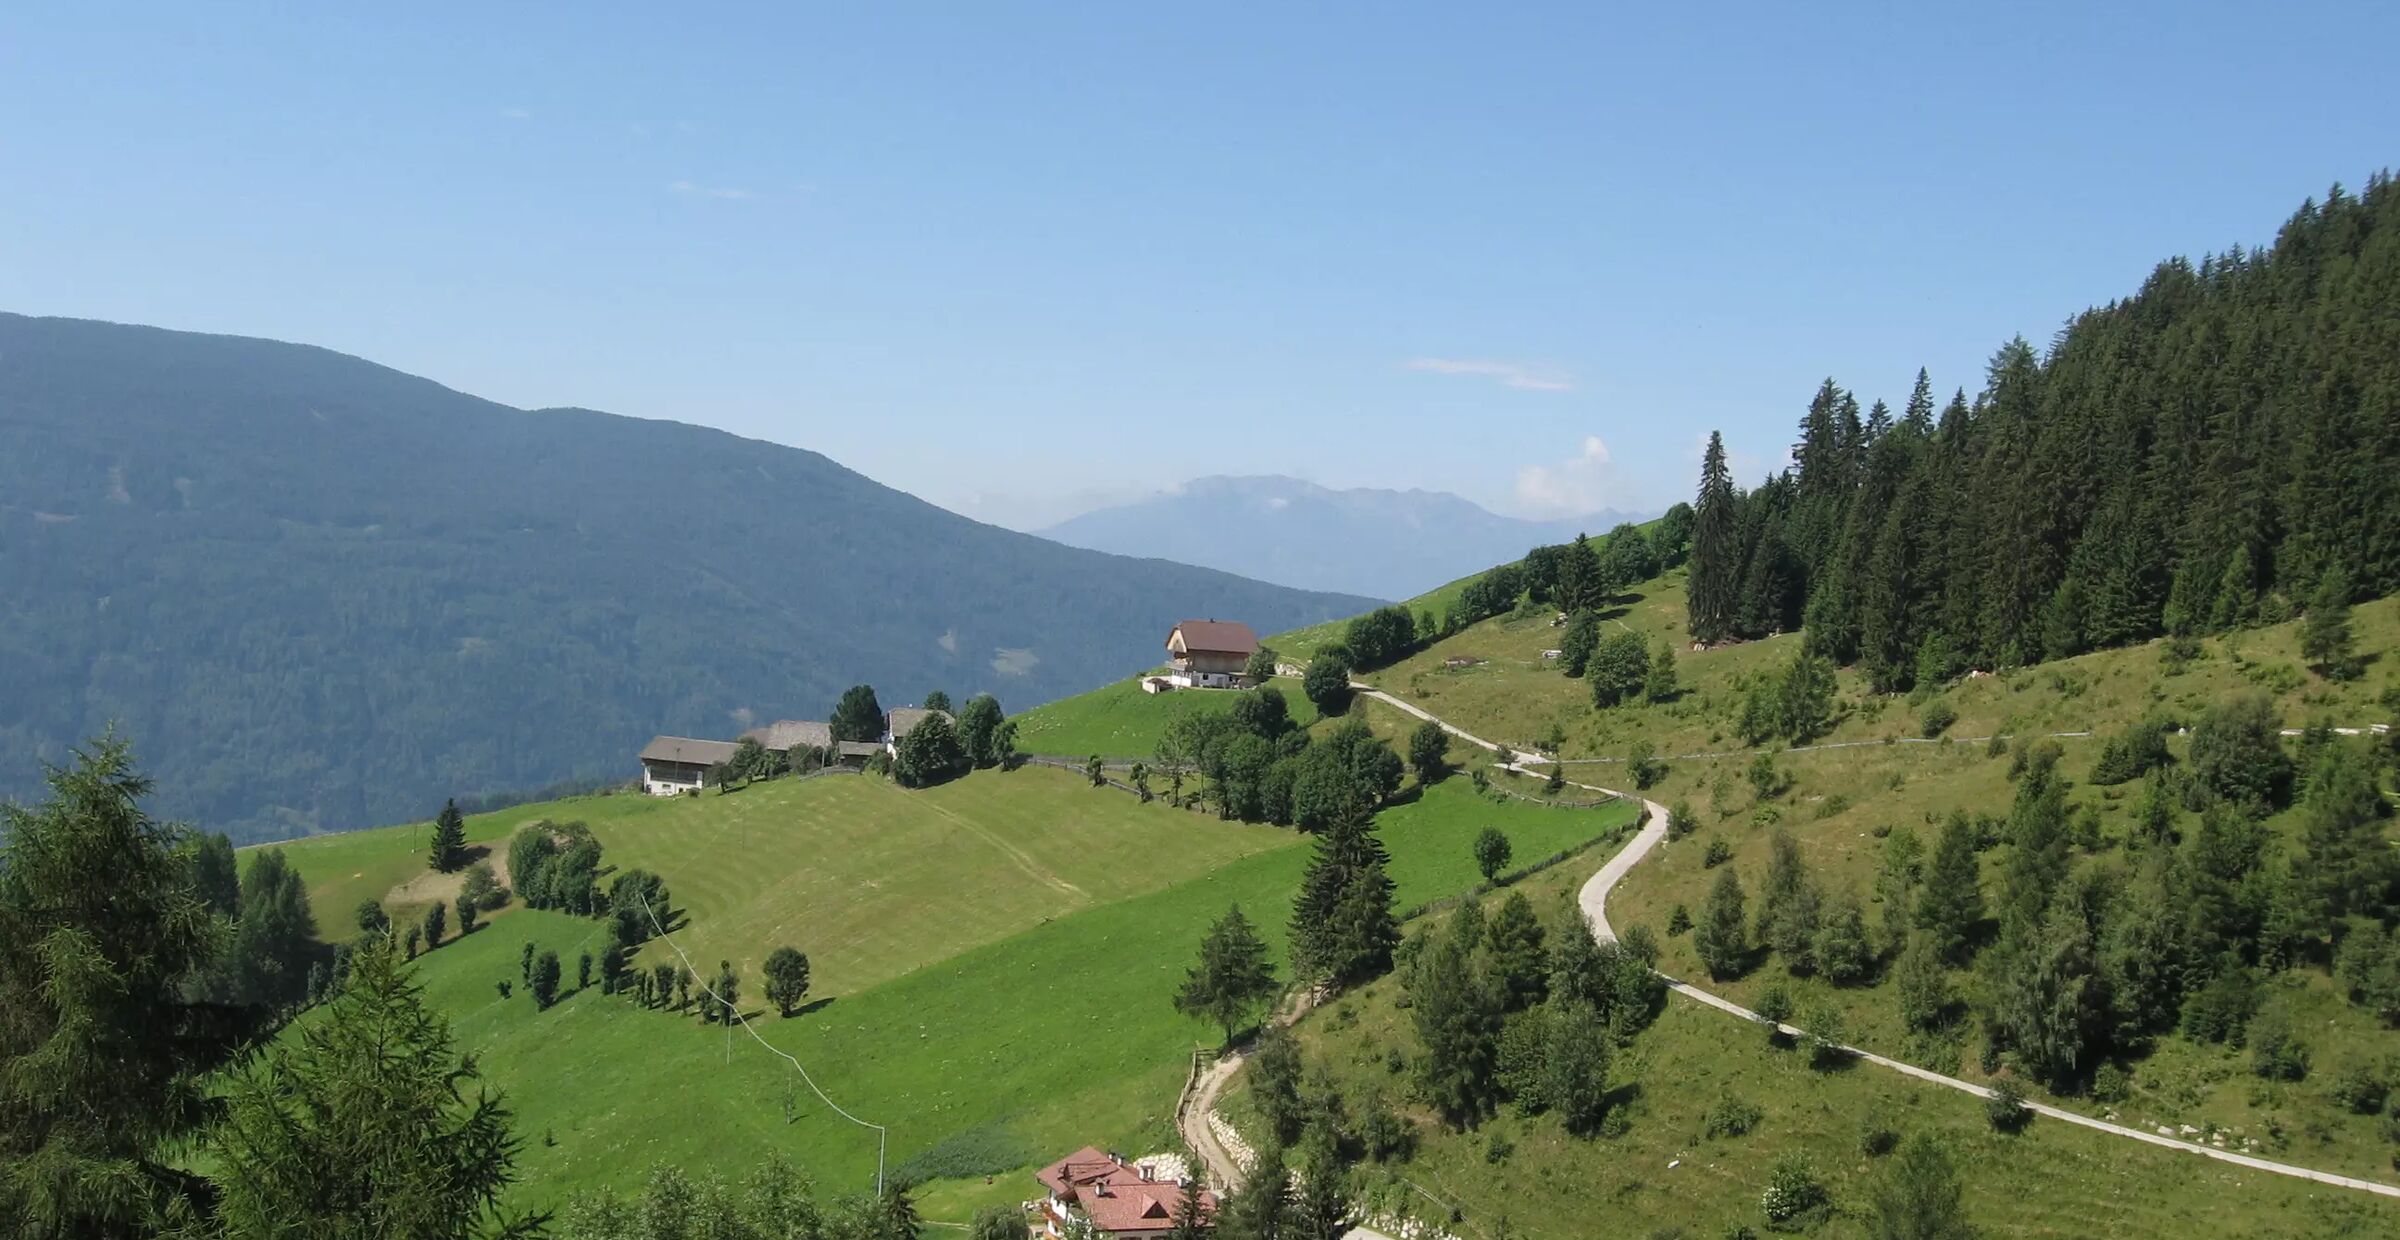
{"left": 638, "top": 894, "right": 890, "bottom": 1195}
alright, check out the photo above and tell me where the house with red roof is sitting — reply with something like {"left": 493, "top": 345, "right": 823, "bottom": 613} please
{"left": 1033, "top": 1146, "right": 1213, "bottom": 1239}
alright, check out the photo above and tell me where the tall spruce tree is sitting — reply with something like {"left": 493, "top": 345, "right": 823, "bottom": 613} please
{"left": 1290, "top": 813, "right": 1397, "bottom": 987}
{"left": 429, "top": 797, "right": 468, "bottom": 873}
{"left": 0, "top": 736, "right": 230, "bottom": 1238}
{"left": 1410, "top": 908, "right": 1505, "bottom": 1125}
{"left": 1689, "top": 431, "right": 1742, "bottom": 643}
{"left": 1915, "top": 813, "right": 1984, "bottom": 966}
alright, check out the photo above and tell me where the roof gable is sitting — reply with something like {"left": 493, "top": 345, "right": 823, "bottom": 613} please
{"left": 639, "top": 736, "right": 741, "bottom": 766}
{"left": 1168, "top": 619, "right": 1258, "bottom": 656}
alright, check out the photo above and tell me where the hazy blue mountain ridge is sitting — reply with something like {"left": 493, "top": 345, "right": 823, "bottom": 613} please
{"left": 0, "top": 314, "right": 1372, "bottom": 841}
{"left": 1040, "top": 474, "right": 1646, "bottom": 599}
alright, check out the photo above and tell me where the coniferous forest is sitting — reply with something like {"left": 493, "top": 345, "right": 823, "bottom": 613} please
{"left": 1686, "top": 174, "right": 2400, "bottom": 687}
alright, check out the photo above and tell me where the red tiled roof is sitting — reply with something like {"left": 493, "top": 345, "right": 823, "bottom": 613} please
{"left": 1082, "top": 1181, "right": 1206, "bottom": 1236}
{"left": 1035, "top": 1146, "right": 1118, "bottom": 1197}
{"left": 1169, "top": 620, "right": 1258, "bottom": 656}
{"left": 1034, "top": 1147, "right": 1214, "bottom": 1237}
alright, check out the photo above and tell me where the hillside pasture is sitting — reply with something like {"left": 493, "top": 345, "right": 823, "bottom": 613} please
{"left": 1010, "top": 675, "right": 1321, "bottom": 760}
{"left": 265, "top": 765, "right": 1296, "bottom": 999}
{"left": 376, "top": 767, "right": 1632, "bottom": 1220}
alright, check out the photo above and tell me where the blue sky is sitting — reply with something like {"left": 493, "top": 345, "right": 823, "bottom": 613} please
{"left": 5, "top": 3, "right": 2395, "bottom": 529}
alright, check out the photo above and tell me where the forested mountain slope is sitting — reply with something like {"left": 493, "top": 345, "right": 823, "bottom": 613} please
{"left": 1686, "top": 173, "right": 2400, "bottom": 685}
{"left": 0, "top": 314, "right": 1370, "bottom": 841}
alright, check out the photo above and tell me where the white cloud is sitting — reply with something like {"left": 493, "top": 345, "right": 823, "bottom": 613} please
{"left": 668, "top": 179, "right": 753, "bottom": 200}
{"left": 1403, "top": 357, "right": 1573, "bottom": 393}
{"left": 1514, "top": 435, "right": 1619, "bottom": 518}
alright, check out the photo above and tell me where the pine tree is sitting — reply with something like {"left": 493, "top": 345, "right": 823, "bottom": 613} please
{"left": 530, "top": 951, "right": 562, "bottom": 1009}
{"left": 428, "top": 797, "right": 467, "bottom": 873}
{"left": 1643, "top": 640, "right": 1680, "bottom": 702}
{"left": 1167, "top": 1170, "right": 1214, "bottom": 1240}
{"left": 2296, "top": 744, "right": 2396, "bottom": 935}
{"left": 829, "top": 684, "right": 886, "bottom": 744}
{"left": 2000, "top": 749, "right": 2072, "bottom": 927}
{"left": 1815, "top": 886, "right": 1876, "bottom": 985}
{"left": 1219, "top": 1142, "right": 1291, "bottom": 1240}
{"left": 1558, "top": 533, "right": 1608, "bottom": 613}
{"left": 1483, "top": 891, "right": 1549, "bottom": 1011}
{"left": 2300, "top": 568, "right": 2361, "bottom": 679}
{"left": 1894, "top": 932, "right": 1952, "bottom": 1032}
{"left": 1693, "top": 867, "right": 1749, "bottom": 980}
{"left": 1915, "top": 813, "right": 1984, "bottom": 966}
{"left": 1988, "top": 901, "right": 2110, "bottom": 1089}
{"left": 1176, "top": 905, "right": 1279, "bottom": 1043}
{"left": 1545, "top": 1001, "right": 1615, "bottom": 1136}
{"left": 1758, "top": 830, "right": 1822, "bottom": 974}
{"left": 0, "top": 736, "right": 225, "bottom": 1236}
{"left": 1285, "top": 1140, "right": 1350, "bottom": 1240}
{"left": 1290, "top": 813, "right": 1396, "bottom": 987}
{"left": 1410, "top": 910, "right": 1504, "bottom": 1124}
{"left": 209, "top": 934, "right": 543, "bottom": 1238}
{"left": 1689, "top": 431, "right": 1742, "bottom": 643}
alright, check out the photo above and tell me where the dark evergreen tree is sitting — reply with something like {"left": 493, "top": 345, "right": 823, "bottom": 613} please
{"left": 1915, "top": 813, "right": 1984, "bottom": 966}
{"left": 1483, "top": 891, "right": 1549, "bottom": 1011}
{"left": 0, "top": 737, "right": 231, "bottom": 1238}
{"left": 1176, "top": 905, "right": 1279, "bottom": 1043}
{"left": 1290, "top": 813, "right": 1397, "bottom": 987}
{"left": 1757, "top": 830, "right": 1822, "bottom": 974}
{"left": 1689, "top": 431, "right": 1742, "bottom": 643}
{"left": 429, "top": 797, "right": 468, "bottom": 873}
{"left": 1409, "top": 910, "right": 1505, "bottom": 1125}
{"left": 209, "top": 934, "right": 544, "bottom": 1239}
{"left": 1557, "top": 533, "right": 1608, "bottom": 613}
{"left": 1693, "top": 867, "right": 1749, "bottom": 980}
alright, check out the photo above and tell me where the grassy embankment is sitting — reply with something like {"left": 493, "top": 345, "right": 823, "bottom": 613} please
{"left": 1250, "top": 861, "right": 2400, "bottom": 1239}
{"left": 1333, "top": 568, "right": 2400, "bottom": 1183}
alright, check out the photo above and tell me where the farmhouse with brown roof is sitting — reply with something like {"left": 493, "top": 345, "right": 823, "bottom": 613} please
{"left": 637, "top": 736, "right": 741, "bottom": 796}
{"left": 1033, "top": 1147, "right": 1212, "bottom": 1239}
{"left": 882, "top": 706, "right": 954, "bottom": 757}
{"left": 1161, "top": 619, "right": 1258, "bottom": 689}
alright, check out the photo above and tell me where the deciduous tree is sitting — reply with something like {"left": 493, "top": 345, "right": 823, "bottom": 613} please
{"left": 1473, "top": 826, "right": 1513, "bottom": 882}
{"left": 764, "top": 946, "right": 812, "bottom": 1017}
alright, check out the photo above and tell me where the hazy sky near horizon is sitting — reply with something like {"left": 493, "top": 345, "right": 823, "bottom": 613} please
{"left": 5, "top": 3, "right": 2396, "bottom": 530}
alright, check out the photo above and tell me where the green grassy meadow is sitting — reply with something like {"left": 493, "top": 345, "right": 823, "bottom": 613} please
{"left": 263, "top": 722, "right": 1633, "bottom": 1222}
{"left": 1010, "top": 673, "right": 1323, "bottom": 760}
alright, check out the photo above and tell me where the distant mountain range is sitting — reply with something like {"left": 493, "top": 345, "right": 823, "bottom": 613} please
{"left": 0, "top": 314, "right": 1372, "bottom": 842}
{"left": 1039, "top": 476, "right": 1649, "bottom": 600}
